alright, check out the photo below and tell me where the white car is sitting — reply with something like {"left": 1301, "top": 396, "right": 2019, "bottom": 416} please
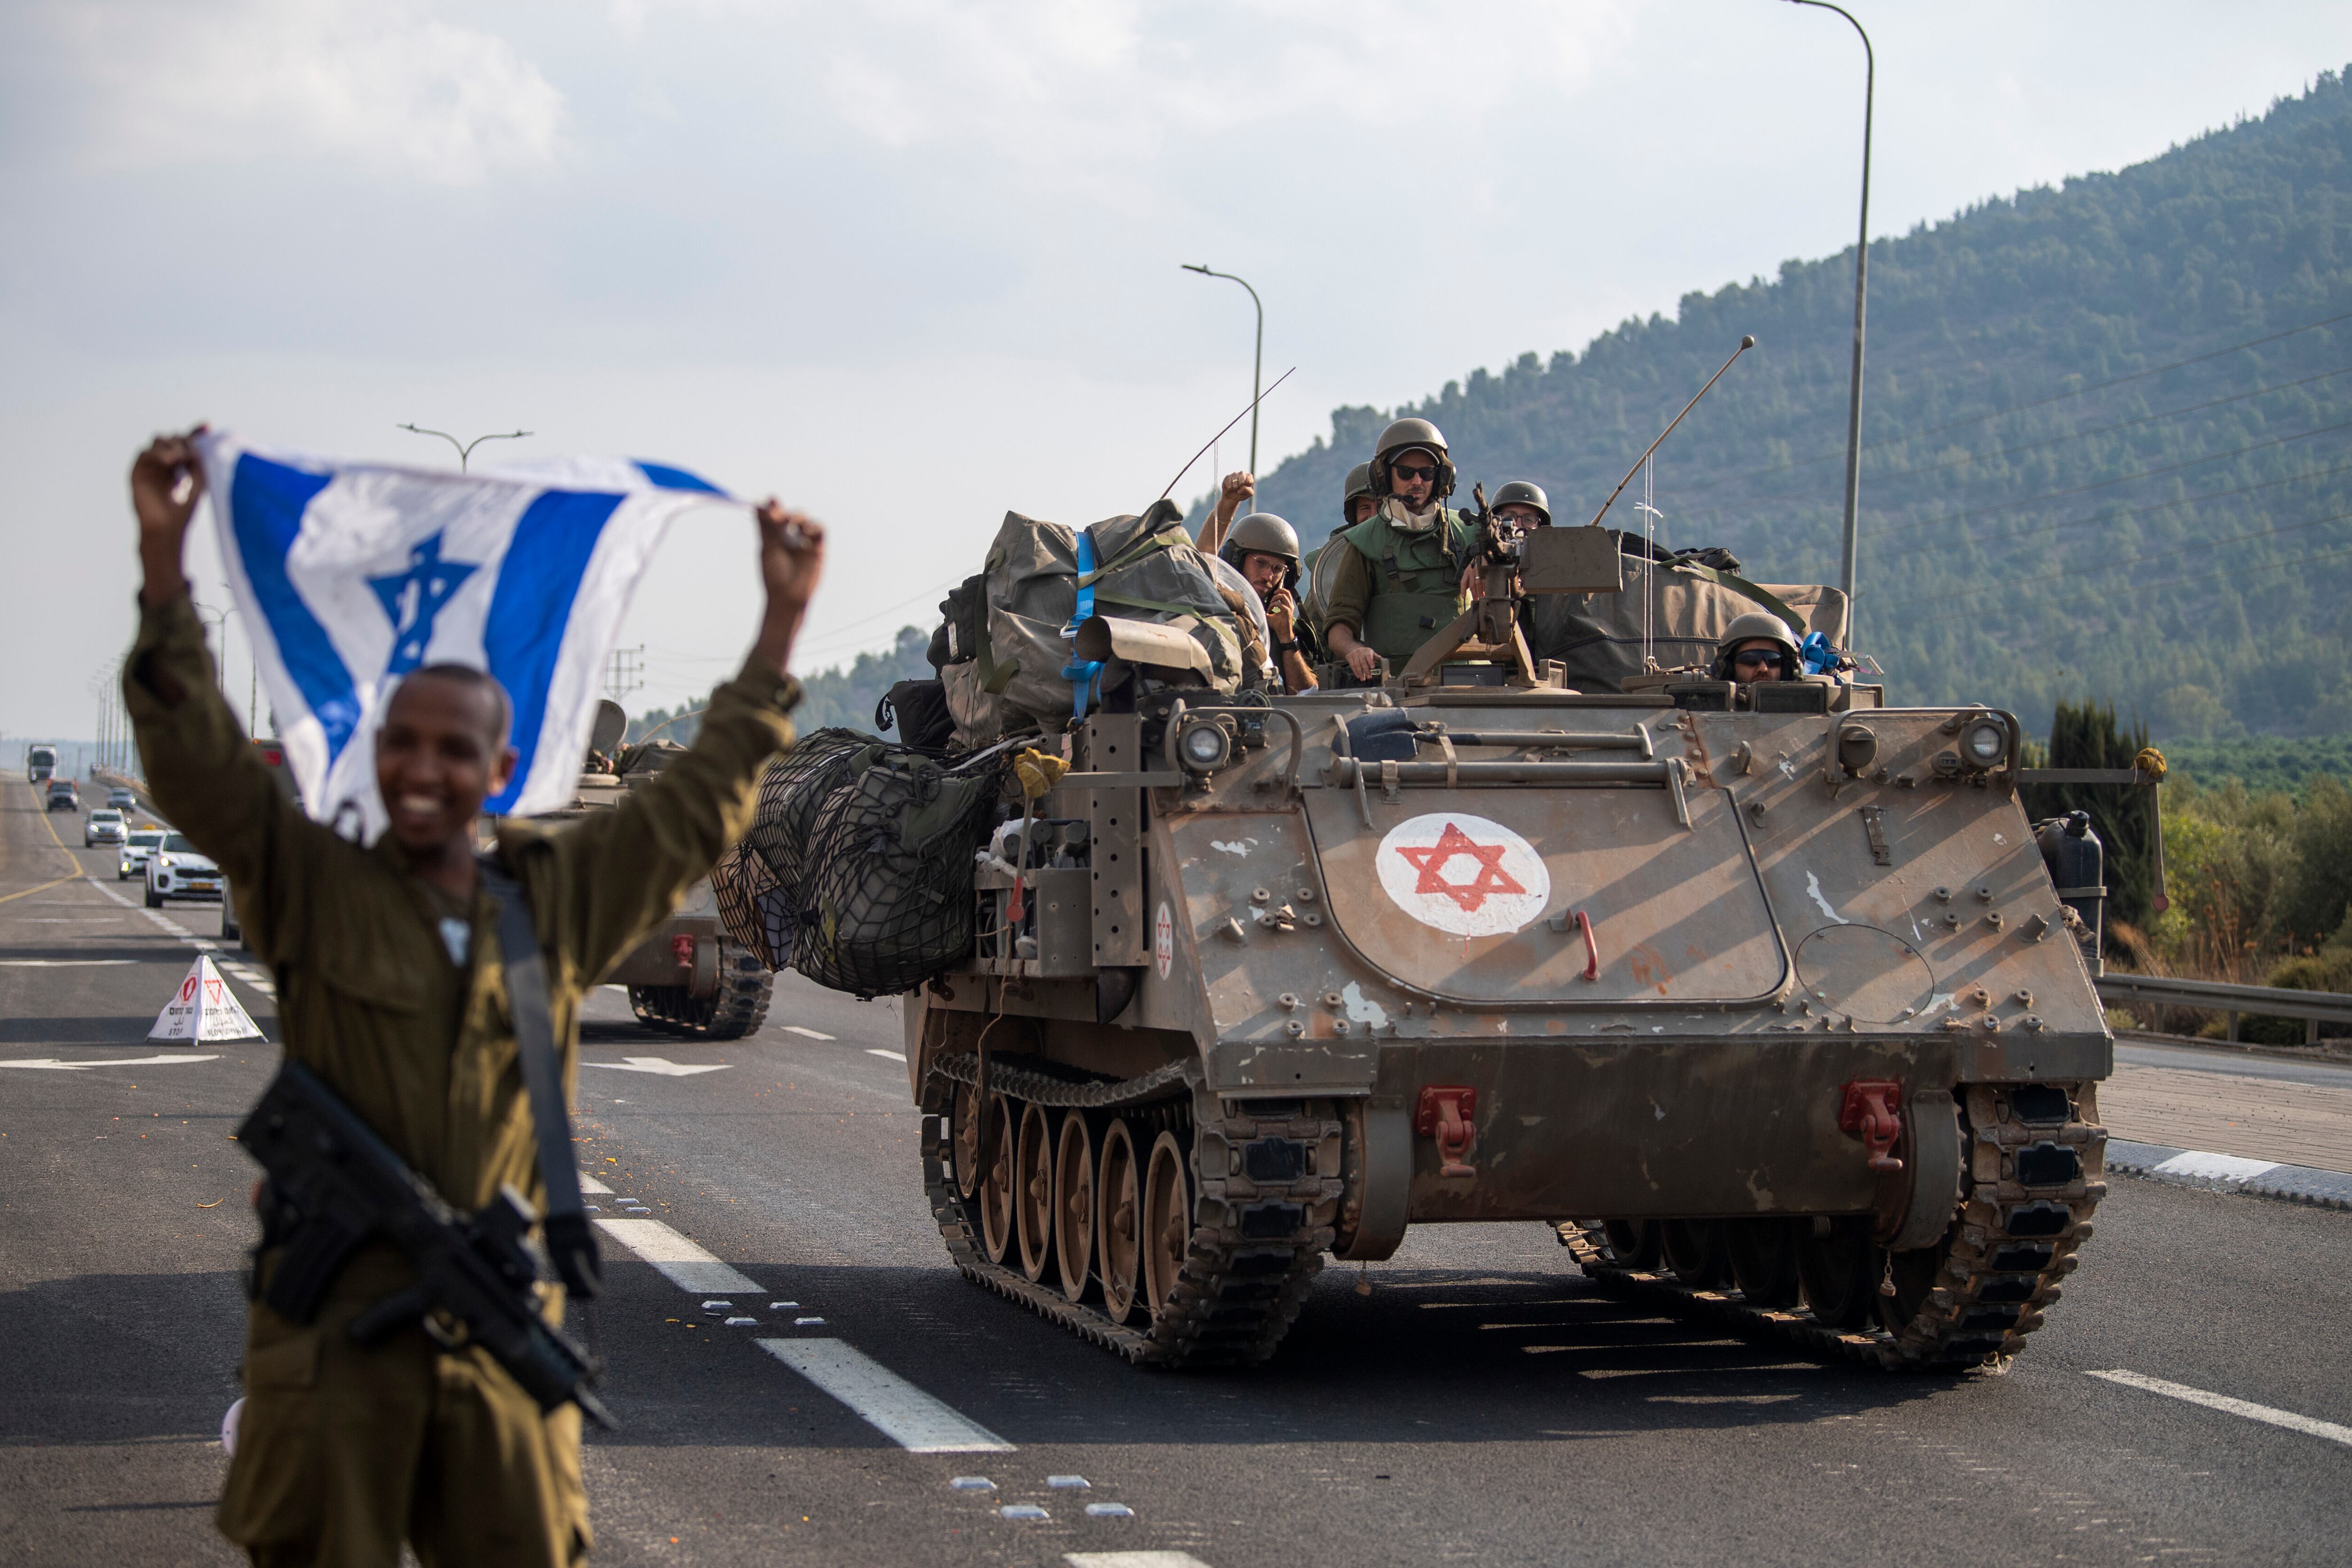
{"left": 119, "top": 828, "right": 167, "bottom": 881}
{"left": 85, "top": 808, "right": 127, "bottom": 846}
{"left": 146, "top": 832, "right": 222, "bottom": 907}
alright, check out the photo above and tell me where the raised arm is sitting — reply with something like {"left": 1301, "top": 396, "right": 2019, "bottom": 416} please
{"left": 121, "top": 431, "right": 311, "bottom": 919}
{"left": 1194, "top": 470, "right": 1255, "bottom": 557}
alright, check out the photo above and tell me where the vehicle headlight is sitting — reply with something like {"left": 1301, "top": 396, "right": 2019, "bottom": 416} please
{"left": 1176, "top": 719, "right": 1232, "bottom": 775}
{"left": 1961, "top": 716, "right": 2009, "bottom": 769}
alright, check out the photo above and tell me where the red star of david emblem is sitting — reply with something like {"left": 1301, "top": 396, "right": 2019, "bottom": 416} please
{"left": 1394, "top": 821, "right": 1525, "bottom": 914}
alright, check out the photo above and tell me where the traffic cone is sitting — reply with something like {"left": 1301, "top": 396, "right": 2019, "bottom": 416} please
{"left": 149, "top": 953, "right": 264, "bottom": 1042}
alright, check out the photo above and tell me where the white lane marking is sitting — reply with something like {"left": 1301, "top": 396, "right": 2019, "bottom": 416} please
{"left": 780, "top": 1026, "right": 835, "bottom": 1040}
{"left": 755, "top": 1338, "right": 1013, "bottom": 1453}
{"left": 593, "top": 1217, "right": 762, "bottom": 1293}
{"left": 0, "top": 958, "right": 138, "bottom": 967}
{"left": 2087, "top": 1369, "right": 2352, "bottom": 1448}
{"left": 578, "top": 1172, "right": 613, "bottom": 1194}
{"left": 1066, "top": 1555, "right": 1216, "bottom": 1568}
{"left": 2152, "top": 1150, "right": 2280, "bottom": 1182}
{"left": 82, "top": 879, "right": 269, "bottom": 987}
{"left": 0, "top": 1054, "right": 220, "bottom": 1071}
{"left": 580, "top": 1057, "right": 731, "bottom": 1077}
{"left": 866, "top": 1048, "right": 907, "bottom": 1062}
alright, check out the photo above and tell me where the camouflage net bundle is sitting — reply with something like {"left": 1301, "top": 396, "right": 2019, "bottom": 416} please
{"left": 711, "top": 728, "right": 891, "bottom": 971}
{"left": 712, "top": 729, "right": 1008, "bottom": 995}
{"left": 794, "top": 748, "right": 1008, "bottom": 997}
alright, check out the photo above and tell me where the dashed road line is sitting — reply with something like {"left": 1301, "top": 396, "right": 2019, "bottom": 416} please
{"left": 83, "top": 876, "right": 276, "bottom": 996}
{"left": 593, "top": 1216, "right": 762, "bottom": 1293}
{"left": 592, "top": 1196, "right": 1014, "bottom": 1456}
{"left": 755, "top": 1339, "right": 1013, "bottom": 1453}
{"left": 0, "top": 1053, "right": 220, "bottom": 1071}
{"left": 780, "top": 1026, "right": 836, "bottom": 1040}
{"left": 1065, "top": 1554, "right": 1216, "bottom": 1568}
{"left": 579, "top": 1171, "right": 613, "bottom": 1194}
{"left": 2087, "top": 1369, "right": 2352, "bottom": 1448}
{"left": 866, "top": 1048, "right": 907, "bottom": 1062}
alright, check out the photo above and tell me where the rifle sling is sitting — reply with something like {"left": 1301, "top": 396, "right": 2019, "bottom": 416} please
{"left": 479, "top": 858, "right": 601, "bottom": 1299}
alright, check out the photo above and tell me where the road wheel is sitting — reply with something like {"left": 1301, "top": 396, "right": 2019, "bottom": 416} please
{"left": 1796, "top": 1216, "right": 1877, "bottom": 1328}
{"left": 976, "top": 1096, "right": 1016, "bottom": 1266}
{"left": 1726, "top": 1218, "right": 1803, "bottom": 1308}
{"left": 1141, "top": 1130, "right": 1192, "bottom": 1323}
{"left": 1053, "top": 1111, "right": 1096, "bottom": 1304}
{"left": 1097, "top": 1118, "right": 1143, "bottom": 1324}
{"left": 1014, "top": 1102, "right": 1056, "bottom": 1284}
{"left": 1601, "top": 1219, "right": 1664, "bottom": 1269}
{"left": 1661, "top": 1219, "right": 1732, "bottom": 1289}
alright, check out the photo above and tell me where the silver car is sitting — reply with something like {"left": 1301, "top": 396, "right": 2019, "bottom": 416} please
{"left": 106, "top": 787, "right": 137, "bottom": 811}
{"left": 145, "top": 832, "right": 221, "bottom": 907}
{"left": 119, "top": 828, "right": 167, "bottom": 881}
{"left": 84, "top": 808, "right": 127, "bottom": 846}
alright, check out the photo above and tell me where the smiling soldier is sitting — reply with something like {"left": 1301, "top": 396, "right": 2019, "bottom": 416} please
{"left": 122, "top": 430, "right": 824, "bottom": 1568}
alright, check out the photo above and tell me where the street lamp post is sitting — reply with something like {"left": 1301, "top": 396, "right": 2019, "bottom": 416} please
{"left": 1784, "top": 0, "right": 1874, "bottom": 636}
{"left": 397, "top": 424, "right": 533, "bottom": 472}
{"left": 1181, "top": 265, "right": 1264, "bottom": 474}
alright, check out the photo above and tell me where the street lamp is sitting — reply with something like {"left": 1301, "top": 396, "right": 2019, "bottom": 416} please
{"left": 1783, "top": 0, "right": 1874, "bottom": 636}
{"left": 189, "top": 599, "right": 254, "bottom": 738}
{"left": 1181, "top": 264, "right": 1264, "bottom": 474}
{"left": 397, "top": 424, "right": 532, "bottom": 472}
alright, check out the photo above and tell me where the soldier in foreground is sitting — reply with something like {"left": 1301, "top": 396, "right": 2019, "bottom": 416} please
{"left": 1319, "top": 418, "right": 1478, "bottom": 682}
{"left": 123, "top": 430, "right": 823, "bottom": 1567}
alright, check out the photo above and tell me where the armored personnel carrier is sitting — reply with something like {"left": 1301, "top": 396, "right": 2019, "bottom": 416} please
{"left": 556, "top": 700, "right": 774, "bottom": 1040}
{"left": 897, "top": 512, "right": 2123, "bottom": 1371}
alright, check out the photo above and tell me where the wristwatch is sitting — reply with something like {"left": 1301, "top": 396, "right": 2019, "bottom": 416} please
{"left": 1272, "top": 638, "right": 1300, "bottom": 655}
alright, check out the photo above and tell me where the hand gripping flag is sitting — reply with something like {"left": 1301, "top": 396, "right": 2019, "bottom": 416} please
{"left": 195, "top": 433, "right": 743, "bottom": 840}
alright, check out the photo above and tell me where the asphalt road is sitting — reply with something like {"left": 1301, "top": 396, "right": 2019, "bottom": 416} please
{"left": 5, "top": 772, "right": 2350, "bottom": 1568}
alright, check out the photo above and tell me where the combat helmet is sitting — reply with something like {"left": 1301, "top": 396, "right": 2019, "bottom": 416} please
{"left": 1489, "top": 479, "right": 1551, "bottom": 525}
{"left": 1713, "top": 611, "right": 1801, "bottom": 681}
{"left": 1221, "top": 511, "right": 1301, "bottom": 590}
{"left": 1342, "top": 462, "right": 1374, "bottom": 522}
{"left": 1370, "top": 416, "right": 1456, "bottom": 501}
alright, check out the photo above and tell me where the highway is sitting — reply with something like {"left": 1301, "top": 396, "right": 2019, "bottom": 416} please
{"left": 4, "top": 773, "right": 2350, "bottom": 1567}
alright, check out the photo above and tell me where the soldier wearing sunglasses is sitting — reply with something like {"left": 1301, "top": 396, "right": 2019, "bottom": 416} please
{"left": 1320, "top": 417, "right": 1478, "bottom": 683}
{"left": 1713, "top": 611, "right": 1802, "bottom": 685}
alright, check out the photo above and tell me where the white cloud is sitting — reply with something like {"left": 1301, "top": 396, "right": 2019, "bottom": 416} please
{"left": 50, "top": 0, "right": 564, "bottom": 185}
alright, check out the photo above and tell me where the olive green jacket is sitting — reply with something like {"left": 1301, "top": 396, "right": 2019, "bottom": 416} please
{"left": 124, "top": 594, "right": 797, "bottom": 1214}
{"left": 1321, "top": 503, "right": 1475, "bottom": 661}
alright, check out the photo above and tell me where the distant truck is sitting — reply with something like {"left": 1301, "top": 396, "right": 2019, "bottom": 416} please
{"left": 26, "top": 743, "right": 56, "bottom": 783}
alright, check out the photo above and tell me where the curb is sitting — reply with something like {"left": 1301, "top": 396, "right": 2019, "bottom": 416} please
{"left": 2106, "top": 1138, "right": 2352, "bottom": 1211}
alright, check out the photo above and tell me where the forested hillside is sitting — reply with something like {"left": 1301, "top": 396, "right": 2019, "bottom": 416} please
{"left": 1235, "top": 69, "right": 2352, "bottom": 740}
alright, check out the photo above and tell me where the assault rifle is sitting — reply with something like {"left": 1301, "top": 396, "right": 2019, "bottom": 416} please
{"left": 238, "top": 1058, "right": 615, "bottom": 1429}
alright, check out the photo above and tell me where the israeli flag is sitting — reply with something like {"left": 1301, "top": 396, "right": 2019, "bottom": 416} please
{"left": 194, "top": 432, "right": 743, "bottom": 839}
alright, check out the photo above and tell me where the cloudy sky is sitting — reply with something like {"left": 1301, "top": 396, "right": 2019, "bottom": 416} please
{"left": 5, "top": 0, "right": 2350, "bottom": 736}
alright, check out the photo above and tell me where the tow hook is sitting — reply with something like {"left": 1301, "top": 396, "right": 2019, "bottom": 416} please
{"left": 1415, "top": 1086, "right": 1478, "bottom": 1178}
{"left": 1838, "top": 1080, "right": 1905, "bottom": 1173}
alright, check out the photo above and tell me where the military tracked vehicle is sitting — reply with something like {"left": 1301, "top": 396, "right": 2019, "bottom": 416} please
{"left": 555, "top": 700, "right": 773, "bottom": 1040}
{"left": 897, "top": 366, "right": 2140, "bottom": 1369}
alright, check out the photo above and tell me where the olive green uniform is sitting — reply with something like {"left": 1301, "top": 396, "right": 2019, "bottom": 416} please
{"left": 123, "top": 596, "right": 798, "bottom": 1568}
{"left": 1320, "top": 501, "right": 1476, "bottom": 665}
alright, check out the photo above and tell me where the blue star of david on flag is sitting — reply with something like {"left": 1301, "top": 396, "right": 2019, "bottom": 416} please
{"left": 367, "top": 533, "right": 480, "bottom": 676}
{"left": 193, "top": 433, "right": 740, "bottom": 838}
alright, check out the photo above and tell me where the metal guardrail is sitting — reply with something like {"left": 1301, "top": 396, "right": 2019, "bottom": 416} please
{"left": 2095, "top": 971, "right": 2352, "bottom": 1047}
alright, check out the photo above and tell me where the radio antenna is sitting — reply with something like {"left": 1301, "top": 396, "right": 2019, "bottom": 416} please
{"left": 1584, "top": 335, "right": 1755, "bottom": 530}
{"left": 1159, "top": 366, "right": 1297, "bottom": 501}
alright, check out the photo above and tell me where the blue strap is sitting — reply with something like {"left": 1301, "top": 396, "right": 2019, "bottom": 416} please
{"left": 1061, "top": 530, "right": 1104, "bottom": 721}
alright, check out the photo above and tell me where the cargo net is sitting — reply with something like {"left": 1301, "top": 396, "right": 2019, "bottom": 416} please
{"left": 711, "top": 728, "right": 1008, "bottom": 997}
